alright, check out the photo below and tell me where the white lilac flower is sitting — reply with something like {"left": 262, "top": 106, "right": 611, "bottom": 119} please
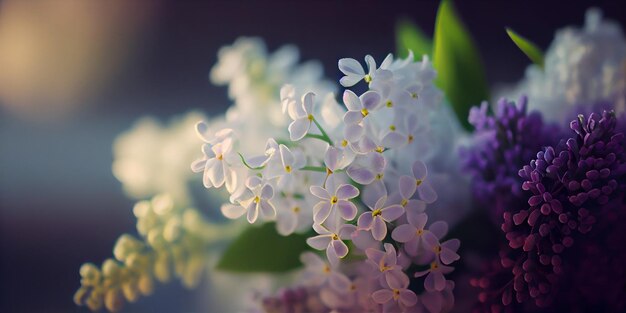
{"left": 309, "top": 183, "right": 359, "bottom": 224}
{"left": 414, "top": 259, "right": 455, "bottom": 292}
{"left": 499, "top": 9, "right": 626, "bottom": 123}
{"left": 346, "top": 152, "right": 386, "bottom": 185}
{"left": 191, "top": 136, "right": 240, "bottom": 193}
{"left": 371, "top": 272, "right": 418, "bottom": 308}
{"left": 409, "top": 160, "right": 437, "bottom": 204}
{"left": 338, "top": 54, "right": 392, "bottom": 87}
{"left": 287, "top": 92, "right": 317, "bottom": 141}
{"left": 263, "top": 144, "right": 305, "bottom": 189}
{"left": 299, "top": 251, "right": 339, "bottom": 287}
{"left": 220, "top": 176, "right": 275, "bottom": 223}
{"left": 112, "top": 111, "right": 208, "bottom": 205}
{"left": 365, "top": 243, "right": 405, "bottom": 284}
{"left": 342, "top": 89, "right": 382, "bottom": 126}
{"left": 306, "top": 223, "right": 355, "bottom": 266}
{"left": 274, "top": 193, "right": 313, "bottom": 236}
{"left": 357, "top": 195, "right": 404, "bottom": 241}
{"left": 391, "top": 213, "right": 440, "bottom": 257}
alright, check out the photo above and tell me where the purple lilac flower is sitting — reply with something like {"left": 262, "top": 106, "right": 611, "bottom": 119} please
{"left": 461, "top": 96, "right": 560, "bottom": 223}
{"left": 473, "top": 110, "right": 626, "bottom": 312}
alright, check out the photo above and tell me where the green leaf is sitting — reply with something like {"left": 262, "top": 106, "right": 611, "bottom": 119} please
{"left": 433, "top": 0, "right": 489, "bottom": 130}
{"left": 396, "top": 19, "right": 433, "bottom": 59}
{"left": 216, "top": 222, "right": 311, "bottom": 272}
{"left": 506, "top": 28, "right": 544, "bottom": 69}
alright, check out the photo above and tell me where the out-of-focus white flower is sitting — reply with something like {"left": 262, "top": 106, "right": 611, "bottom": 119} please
{"left": 499, "top": 8, "right": 626, "bottom": 124}
{"left": 112, "top": 111, "right": 208, "bottom": 205}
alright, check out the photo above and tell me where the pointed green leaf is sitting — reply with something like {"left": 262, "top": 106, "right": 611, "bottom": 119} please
{"left": 506, "top": 28, "right": 544, "bottom": 69}
{"left": 396, "top": 19, "right": 433, "bottom": 60}
{"left": 216, "top": 222, "right": 311, "bottom": 272}
{"left": 433, "top": 0, "right": 489, "bottom": 130}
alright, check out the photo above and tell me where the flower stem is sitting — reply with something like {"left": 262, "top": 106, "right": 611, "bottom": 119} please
{"left": 311, "top": 118, "right": 334, "bottom": 146}
{"left": 300, "top": 166, "right": 327, "bottom": 172}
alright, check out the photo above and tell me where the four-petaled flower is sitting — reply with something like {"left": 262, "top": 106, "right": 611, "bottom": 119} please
{"left": 357, "top": 196, "right": 404, "bottom": 241}
{"left": 220, "top": 176, "right": 276, "bottom": 223}
{"left": 310, "top": 183, "right": 359, "bottom": 224}
{"left": 307, "top": 223, "right": 355, "bottom": 266}
{"left": 287, "top": 92, "right": 317, "bottom": 141}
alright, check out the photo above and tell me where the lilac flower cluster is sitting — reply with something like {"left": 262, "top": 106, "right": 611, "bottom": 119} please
{"left": 470, "top": 109, "right": 626, "bottom": 312}
{"left": 461, "top": 97, "right": 560, "bottom": 223}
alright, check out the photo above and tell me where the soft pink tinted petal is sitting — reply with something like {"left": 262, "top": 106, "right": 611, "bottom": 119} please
{"left": 336, "top": 184, "right": 359, "bottom": 199}
{"left": 352, "top": 229, "right": 378, "bottom": 251}
{"left": 381, "top": 205, "right": 404, "bottom": 222}
{"left": 400, "top": 290, "right": 418, "bottom": 307}
{"left": 358, "top": 212, "right": 374, "bottom": 229}
{"left": 371, "top": 217, "right": 387, "bottom": 241}
{"left": 342, "top": 89, "right": 360, "bottom": 111}
{"left": 428, "top": 221, "right": 449, "bottom": 239}
{"left": 276, "top": 212, "right": 297, "bottom": 236}
{"left": 260, "top": 201, "right": 276, "bottom": 219}
{"left": 405, "top": 200, "right": 427, "bottom": 215}
{"left": 302, "top": 92, "right": 315, "bottom": 114}
{"left": 329, "top": 272, "right": 351, "bottom": 292}
{"left": 313, "top": 201, "right": 332, "bottom": 224}
{"left": 221, "top": 204, "right": 246, "bottom": 219}
{"left": 331, "top": 239, "right": 349, "bottom": 258}
{"left": 324, "top": 146, "right": 339, "bottom": 170}
{"left": 288, "top": 118, "right": 310, "bottom": 141}
{"left": 340, "top": 75, "right": 364, "bottom": 88}
{"left": 246, "top": 202, "right": 259, "bottom": 224}
{"left": 391, "top": 224, "right": 416, "bottom": 243}
{"left": 360, "top": 90, "right": 381, "bottom": 111}
{"left": 207, "top": 160, "right": 225, "bottom": 187}
{"left": 344, "top": 124, "right": 364, "bottom": 142}
{"left": 365, "top": 247, "right": 385, "bottom": 265}
{"left": 408, "top": 212, "right": 428, "bottom": 230}
{"left": 418, "top": 180, "right": 438, "bottom": 203}
{"left": 310, "top": 186, "right": 330, "bottom": 199}
{"left": 338, "top": 224, "right": 356, "bottom": 239}
{"left": 337, "top": 200, "right": 357, "bottom": 221}
{"left": 307, "top": 235, "right": 332, "bottom": 250}
{"left": 191, "top": 158, "right": 207, "bottom": 173}
{"left": 261, "top": 184, "right": 274, "bottom": 199}
{"left": 347, "top": 166, "right": 375, "bottom": 185}
{"left": 412, "top": 160, "right": 428, "bottom": 180}
{"left": 372, "top": 290, "right": 393, "bottom": 304}
{"left": 399, "top": 175, "right": 417, "bottom": 199}
{"left": 440, "top": 247, "right": 460, "bottom": 265}
{"left": 338, "top": 58, "right": 365, "bottom": 76}
{"left": 382, "top": 132, "right": 406, "bottom": 149}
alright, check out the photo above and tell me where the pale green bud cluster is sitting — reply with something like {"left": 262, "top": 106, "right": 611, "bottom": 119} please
{"left": 74, "top": 194, "right": 237, "bottom": 312}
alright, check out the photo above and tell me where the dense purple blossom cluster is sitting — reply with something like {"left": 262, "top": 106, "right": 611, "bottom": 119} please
{"left": 466, "top": 106, "right": 626, "bottom": 312}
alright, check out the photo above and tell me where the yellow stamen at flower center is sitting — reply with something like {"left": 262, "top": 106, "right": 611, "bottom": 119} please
{"left": 430, "top": 261, "right": 439, "bottom": 270}
{"left": 411, "top": 92, "right": 418, "bottom": 99}
{"left": 376, "top": 173, "right": 384, "bottom": 180}
{"left": 375, "top": 146, "right": 384, "bottom": 153}
{"left": 433, "top": 245, "right": 442, "bottom": 254}
{"left": 416, "top": 179, "right": 423, "bottom": 186}
{"left": 308, "top": 114, "right": 314, "bottom": 121}
{"left": 341, "top": 139, "right": 348, "bottom": 147}
{"left": 253, "top": 196, "right": 260, "bottom": 204}
{"left": 323, "top": 265, "right": 331, "bottom": 273}
{"left": 292, "top": 206, "right": 300, "bottom": 213}
{"left": 361, "top": 108, "right": 369, "bottom": 117}
{"left": 326, "top": 167, "right": 333, "bottom": 175}
{"left": 217, "top": 154, "right": 224, "bottom": 160}
{"left": 350, "top": 284, "right": 357, "bottom": 291}
{"left": 408, "top": 135, "right": 414, "bottom": 143}
{"left": 416, "top": 229, "right": 424, "bottom": 236}
{"left": 372, "top": 209, "right": 382, "bottom": 217}
{"left": 379, "top": 262, "right": 392, "bottom": 272}
{"left": 331, "top": 233, "right": 339, "bottom": 240}
{"left": 364, "top": 74, "right": 372, "bottom": 83}
{"left": 284, "top": 165, "right": 292, "bottom": 173}
{"left": 401, "top": 199, "right": 408, "bottom": 207}
{"left": 330, "top": 196, "right": 338, "bottom": 204}
{"left": 386, "top": 100, "right": 393, "bottom": 108}
{"left": 392, "top": 289, "right": 401, "bottom": 300}
{"left": 389, "top": 124, "right": 396, "bottom": 131}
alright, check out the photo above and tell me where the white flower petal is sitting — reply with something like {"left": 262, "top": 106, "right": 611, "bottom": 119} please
{"left": 288, "top": 118, "right": 310, "bottom": 141}
{"left": 338, "top": 58, "right": 365, "bottom": 76}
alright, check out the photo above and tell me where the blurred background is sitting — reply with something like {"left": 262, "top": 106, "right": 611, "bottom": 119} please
{"left": 1, "top": 1, "right": 625, "bottom": 312}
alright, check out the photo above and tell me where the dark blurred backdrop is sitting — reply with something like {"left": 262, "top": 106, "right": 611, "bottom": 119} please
{"left": 1, "top": 1, "right": 625, "bottom": 312}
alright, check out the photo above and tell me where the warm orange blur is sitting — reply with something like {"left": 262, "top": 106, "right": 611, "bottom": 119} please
{"left": 0, "top": 0, "right": 159, "bottom": 120}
